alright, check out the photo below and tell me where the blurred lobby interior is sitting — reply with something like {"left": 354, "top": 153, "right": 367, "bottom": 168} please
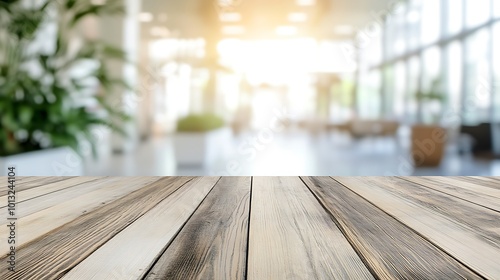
{"left": 2, "top": 0, "right": 500, "bottom": 176}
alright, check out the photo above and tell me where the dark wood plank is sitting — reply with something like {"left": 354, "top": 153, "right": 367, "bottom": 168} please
{"left": 0, "top": 177, "right": 195, "bottom": 280}
{"left": 145, "top": 177, "right": 251, "bottom": 280}
{"left": 62, "top": 177, "right": 220, "bottom": 279}
{"left": 248, "top": 177, "right": 373, "bottom": 280}
{"left": 402, "top": 176, "right": 500, "bottom": 212}
{"left": 335, "top": 177, "right": 500, "bottom": 279}
{"left": 301, "top": 176, "right": 481, "bottom": 279}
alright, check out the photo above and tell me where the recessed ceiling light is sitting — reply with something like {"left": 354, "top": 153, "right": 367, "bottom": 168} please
{"left": 222, "top": 25, "right": 245, "bottom": 35}
{"left": 220, "top": 12, "right": 242, "bottom": 22}
{"left": 334, "top": 25, "right": 354, "bottom": 35}
{"left": 139, "top": 12, "right": 154, "bottom": 22}
{"left": 296, "top": 0, "right": 315, "bottom": 6}
{"left": 276, "top": 25, "right": 298, "bottom": 36}
{"left": 288, "top": 12, "right": 308, "bottom": 22}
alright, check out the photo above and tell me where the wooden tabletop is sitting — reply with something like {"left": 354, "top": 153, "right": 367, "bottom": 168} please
{"left": 1, "top": 176, "right": 499, "bottom": 279}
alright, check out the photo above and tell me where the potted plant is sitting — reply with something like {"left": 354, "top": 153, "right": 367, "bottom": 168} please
{"left": 174, "top": 113, "right": 230, "bottom": 166}
{"left": 0, "top": 0, "right": 129, "bottom": 175}
{"left": 411, "top": 78, "right": 447, "bottom": 167}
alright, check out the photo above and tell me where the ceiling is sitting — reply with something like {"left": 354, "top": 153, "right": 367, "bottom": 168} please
{"left": 141, "top": 0, "right": 395, "bottom": 40}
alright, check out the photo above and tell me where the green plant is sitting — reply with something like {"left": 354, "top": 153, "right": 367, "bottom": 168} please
{"left": 0, "top": 0, "right": 130, "bottom": 157}
{"left": 415, "top": 78, "right": 447, "bottom": 124}
{"left": 177, "top": 114, "right": 225, "bottom": 133}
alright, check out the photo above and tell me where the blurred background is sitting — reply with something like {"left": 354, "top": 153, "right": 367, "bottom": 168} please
{"left": 1, "top": 0, "right": 499, "bottom": 176}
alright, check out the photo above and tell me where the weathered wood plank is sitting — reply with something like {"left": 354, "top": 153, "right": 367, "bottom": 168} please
{"left": 62, "top": 177, "right": 220, "bottom": 280}
{"left": 0, "top": 176, "right": 71, "bottom": 196}
{"left": 0, "top": 177, "right": 146, "bottom": 222}
{"left": 0, "top": 177, "right": 161, "bottom": 256}
{"left": 0, "top": 177, "right": 194, "bottom": 280}
{"left": 301, "top": 176, "right": 481, "bottom": 279}
{"left": 402, "top": 176, "right": 500, "bottom": 211}
{"left": 0, "top": 177, "right": 101, "bottom": 206}
{"left": 449, "top": 176, "right": 500, "bottom": 190}
{"left": 248, "top": 177, "right": 373, "bottom": 280}
{"left": 145, "top": 176, "right": 251, "bottom": 280}
{"left": 335, "top": 177, "right": 500, "bottom": 279}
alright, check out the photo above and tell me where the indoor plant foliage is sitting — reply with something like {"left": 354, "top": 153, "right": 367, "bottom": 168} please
{"left": 0, "top": 0, "right": 129, "bottom": 158}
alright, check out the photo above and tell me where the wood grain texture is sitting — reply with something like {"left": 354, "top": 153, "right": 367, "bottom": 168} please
{"left": 0, "top": 177, "right": 193, "bottom": 280}
{"left": 0, "top": 177, "right": 161, "bottom": 256}
{"left": 335, "top": 177, "right": 500, "bottom": 279}
{"left": 0, "top": 177, "right": 101, "bottom": 206}
{"left": 0, "top": 176, "right": 71, "bottom": 196}
{"left": 62, "top": 177, "right": 220, "bottom": 280}
{"left": 145, "top": 177, "right": 251, "bottom": 280}
{"left": 402, "top": 176, "right": 500, "bottom": 212}
{"left": 248, "top": 177, "right": 374, "bottom": 280}
{"left": 446, "top": 176, "right": 500, "bottom": 190}
{"left": 301, "top": 176, "right": 481, "bottom": 279}
{"left": 0, "top": 177, "right": 141, "bottom": 222}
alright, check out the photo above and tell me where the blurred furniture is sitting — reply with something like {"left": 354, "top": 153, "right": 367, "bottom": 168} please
{"left": 328, "top": 120, "right": 400, "bottom": 139}
{"left": 460, "top": 123, "right": 499, "bottom": 158}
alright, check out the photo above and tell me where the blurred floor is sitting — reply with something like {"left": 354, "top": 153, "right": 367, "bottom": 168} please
{"left": 83, "top": 130, "right": 500, "bottom": 176}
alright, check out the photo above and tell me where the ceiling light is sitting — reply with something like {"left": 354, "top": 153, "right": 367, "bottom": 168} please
{"left": 296, "top": 0, "right": 315, "bottom": 6}
{"left": 220, "top": 12, "right": 242, "bottom": 22}
{"left": 222, "top": 25, "right": 245, "bottom": 35}
{"left": 334, "top": 25, "right": 354, "bottom": 35}
{"left": 276, "top": 26, "right": 298, "bottom": 36}
{"left": 139, "top": 12, "right": 153, "bottom": 22}
{"left": 288, "top": 12, "right": 308, "bottom": 22}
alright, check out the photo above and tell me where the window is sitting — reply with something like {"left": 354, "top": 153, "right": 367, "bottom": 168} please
{"left": 447, "top": 0, "right": 463, "bottom": 36}
{"left": 493, "top": 23, "right": 500, "bottom": 122}
{"left": 393, "top": 62, "right": 407, "bottom": 119}
{"left": 446, "top": 41, "right": 463, "bottom": 113}
{"left": 463, "top": 29, "right": 491, "bottom": 124}
{"left": 420, "top": 0, "right": 440, "bottom": 45}
{"left": 465, "top": 0, "right": 491, "bottom": 28}
{"left": 406, "top": 0, "right": 421, "bottom": 50}
{"left": 407, "top": 56, "right": 421, "bottom": 123}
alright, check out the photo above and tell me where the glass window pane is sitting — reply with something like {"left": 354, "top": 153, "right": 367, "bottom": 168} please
{"left": 465, "top": 0, "right": 491, "bottom": 28}
{"left": 493, "top": 23, "right": 500, "bottom": 122}
{"left": 495, "top": 0, "right": 500, "bottom": 18}
{"left": 446, "top": 41, "right": 463, "bottom": 113}
{"left": 358, "top": 71, "right": 381, "bottom": 119}
{"left": 464, "top": 29, "right": 491, "bottom": 124}
{"left": 406, "top": 0, "right": 421, "bottom": 50}
{"left": 447, "top": 0, "right": 463, "bottom": 35}
{"left": 407, "top": 56, "right": 420, "bottom": 123}
{"left": 393, "top": 61, "right": 407, "bottom": 119}
{"left": 420, "top": 0, "right": 441, "bottom": 45}
{"left": 421, "top": 47, "right": 442, "bottom": 123}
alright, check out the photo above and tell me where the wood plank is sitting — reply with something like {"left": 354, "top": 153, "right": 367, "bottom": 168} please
{"left": 402, "top": 176, "right": 500, "bottom": 212}
{"left": 0, "top": 177, "right": 195, "bottom": 280}
{"left": 145, "top": 177, "right": 251, "bottom": 280}
{"left": 63, "top": 177, "right": 222, "bottom": 280}
{"left": 0, "top": 177, "right": 145, "bottom": 222}
{"left": 0, "top": 177, "right": 162, "bottom": 257}
{"left": 301, "top": 176, "right": 481, "bottom": 279}
{"left": 248, "top": 177, "right": 374, "bottom": 280}
{"left": 0, "top": 177, "right": 101, "bottom": 206}
{"left": 452, "top": 176, "right": 500, "bottom": 190}
{"left": 335, "top": 177, "right": 500, "bottom": 279}
{"left": 372, "top": 177, "right": 500, "bottom": 249}
{"left": 0, "top": 177, "right": 69, "bottom": 196}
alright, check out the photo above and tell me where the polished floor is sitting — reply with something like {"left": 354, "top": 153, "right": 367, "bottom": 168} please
{"left": 83, "top": 130, "right": 500, "bottom": 176}
{"left": 2, "top": 176, "right": 499, "bottom": 279}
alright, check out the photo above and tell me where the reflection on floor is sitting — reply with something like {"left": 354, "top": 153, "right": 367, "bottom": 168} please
{"left": 83, "top": 131, "right": 500, "bottom": 176}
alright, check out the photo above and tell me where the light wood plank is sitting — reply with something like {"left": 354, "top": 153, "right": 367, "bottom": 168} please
{"left": 61, "top": 177, "right": 220, "bottom": 280}
{"left": 0, "top": 176, "right": 70, "bottom": 196}
{"left": 0, "top": 177, "right": 161, "bottom": 257}
{"left": 145, "top": 177, "right": 251, "bottom": 280}
{"left": 0, "top": 177, "right": 147, "bottom": 222}
{"left": 248, "top": 177, "right": 374, "bottom": 280}
{"left": 335, "top": 177, "right": 500, "bottom": 279}
{"left": 302, "top": 176, "right": 481, "bottom": 279}
{"left": 0, "top": 177, "right": 101, "bottom": 206}
{"left": 402, "top": 176, "right": 500, "bottom": 211}
{"left": 0, "top": 177, "right": 194, "bottom": 280}
{"left": 450, "top": 176, "right": 500, "bottom": 190}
